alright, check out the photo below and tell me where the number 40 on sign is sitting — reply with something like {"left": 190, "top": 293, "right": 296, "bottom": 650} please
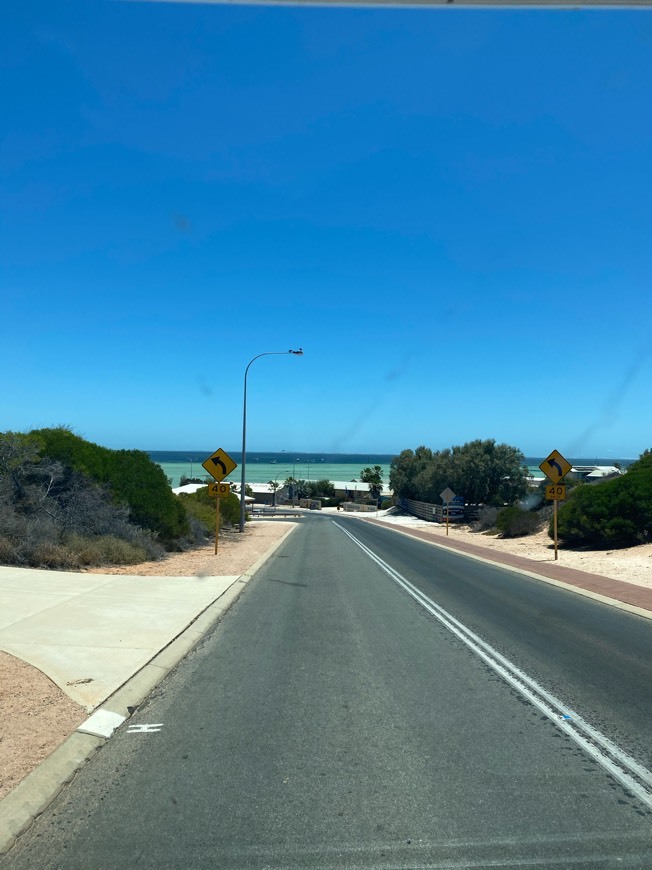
{"left": 546, "top": 484, "right": 566, "bottom": 501}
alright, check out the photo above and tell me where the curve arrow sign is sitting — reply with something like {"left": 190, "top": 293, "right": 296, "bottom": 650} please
{"left": 202, "top": 448, "right": 238, "bottom": 482}
{"left": 547, "top": 458, "right": 563, "bottom": 477}
{"left": 210, "top": 457, "right": 227, "bottom": 475}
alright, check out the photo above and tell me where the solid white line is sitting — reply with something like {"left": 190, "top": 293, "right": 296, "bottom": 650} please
{"left": 333, "top": 520, "right": 652, "bottom": 810}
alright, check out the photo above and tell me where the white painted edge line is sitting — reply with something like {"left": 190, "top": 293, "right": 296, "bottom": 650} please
{"left": 77, "top": 709, "right": 126, "bottom": 739}
{"left": 334, "top": 521, "right": 652, "bottom": 812}
{"left": 350, "top": 514, "right": 652, "bottom": 622}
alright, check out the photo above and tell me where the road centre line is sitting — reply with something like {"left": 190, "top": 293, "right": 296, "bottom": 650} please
{"left": 333, "top": 521, "right": 652, "bottom": 811}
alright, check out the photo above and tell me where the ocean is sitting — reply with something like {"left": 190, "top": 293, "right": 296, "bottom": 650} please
{"left": 149, "top": 451, "right": 396, "bottom": 488}
{"left": 149, "top": 451, "right": 635, "bottom": 489}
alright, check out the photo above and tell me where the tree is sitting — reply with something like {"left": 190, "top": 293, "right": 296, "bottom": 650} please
{"left": 389, "top": 446, "right": 434, "bottom": 499}
{"left": 360, "top": 465, "right": 383, "bottom": 500}
{"left": 306, "top": 479, "right": 335, "bottom": 499}
{"left": 268, "top": 479, "right": 281, "bottom": 506}
{"left": 389, "top": 439, "right": 528, "bottom": 506}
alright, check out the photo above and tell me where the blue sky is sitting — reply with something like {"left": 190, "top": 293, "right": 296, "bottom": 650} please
{"left": 2, "top": 1, "right": 651, "bottom": 459}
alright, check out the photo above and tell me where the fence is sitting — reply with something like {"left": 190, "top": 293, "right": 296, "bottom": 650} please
{"left": 396, "top": 496, "right": 479, "bottom": 523}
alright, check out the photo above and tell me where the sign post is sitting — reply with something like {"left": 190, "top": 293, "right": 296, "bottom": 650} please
{"left": 440, "top": 487, "right": 456, "bottom": 536}
{"left": 203, "top": 448, "right": 237, "bottom": 554}
{"left": 540, "top": 450, "right": 572, "bottom": 561}
{"left": 207, "top": 482, "right": 231, "bottom": 553}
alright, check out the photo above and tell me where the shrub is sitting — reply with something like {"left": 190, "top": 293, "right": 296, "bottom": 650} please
{"left": 31, "top": 428, "right": 189, "bottom": 545}
{"left": 473, "top": 505, "right": 499, "bottom": 532}
{"left": 66, "top": 534, "right": 151, "bottom": 566}
{"left": 0, "top": 429, "right": 168, "bottom": 567}
{"left": 177, "top": 489, "right": 241, "bottom": 534}
{"left": 0, "top": 536, "right": 15, "bottom": 563}
{"left": 496, "top": 506, "right": 542, "bottom": 538}
{"left": 30, "top": 542, "right": 77, "bottom": 570}
{"left": 556, "top": 452, "right": 652, "bottom": 548}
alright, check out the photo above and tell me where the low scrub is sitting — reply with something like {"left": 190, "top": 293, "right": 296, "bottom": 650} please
{"left": 177, "top": 488, "right": 241, "bottom": 535}
{"left": 472, "top": 506, "right": 499, "bottom": 532}
{"left": 496, "top": 506, "right": 543, "bottom": 538}
{"left": 26, "top": 535, "right": 153, "bottom": 570}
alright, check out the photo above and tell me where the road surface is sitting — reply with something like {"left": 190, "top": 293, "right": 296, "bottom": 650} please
{"left": 4, "top": 514, "right": 652, "bottom": 868}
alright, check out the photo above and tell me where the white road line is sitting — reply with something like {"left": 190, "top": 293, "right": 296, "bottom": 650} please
{"left": 333, "top": 520, "right": 652, "bottom": 810}
{"left": 126, "top": 723, "right": 164, "bottom": 733}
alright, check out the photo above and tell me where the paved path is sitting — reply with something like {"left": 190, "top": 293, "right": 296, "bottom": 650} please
{"left": 0, "top": 567, "right": 241, "bottom": 710}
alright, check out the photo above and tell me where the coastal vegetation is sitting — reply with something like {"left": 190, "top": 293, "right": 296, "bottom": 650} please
{"left": 360, "top": 465, "right": 384, "bottom": 500}
{"left": 177, "top": 486, "right": 241, "bottom": 530}
{"left": 0, "top": 428, "right": 238, "bottom": 570}
{"left": 390, "top": 439, "right": 529, "bottom": 506}
{"left": 555, "top": 450, "right": 652, "bottom": 548}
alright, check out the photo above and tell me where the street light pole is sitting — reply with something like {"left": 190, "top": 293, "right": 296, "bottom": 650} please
{"left": 239, "top": 348, "right": 303, "bottom": 532}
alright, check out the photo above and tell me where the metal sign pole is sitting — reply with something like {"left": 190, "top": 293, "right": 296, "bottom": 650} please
{"left": 446, "top": 500, "right": 450, "bottom": 536}
{"left": 553, "top": 499, "right": 558, "bottom": 561}
{"left": 215, "top": 496, "right": 220, "bottom": 554}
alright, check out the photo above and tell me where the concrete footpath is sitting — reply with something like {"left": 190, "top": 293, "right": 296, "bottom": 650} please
{"left": 0, "top": 569, "right": 245, "bottom": 711}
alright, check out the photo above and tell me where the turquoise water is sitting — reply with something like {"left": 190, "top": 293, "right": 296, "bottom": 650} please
{"left": 150, "top": 451, "right": 633, "bottom": 489}
{"left": 150, "top": 451, "right": 395, "bottom": 488}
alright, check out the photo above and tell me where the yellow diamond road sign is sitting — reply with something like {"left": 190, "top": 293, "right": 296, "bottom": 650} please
{"left": 202, "top": 448, "right": 237, "bottom": 483}
{"left": 539, "top": 449, "right": 572, "bottom": 484}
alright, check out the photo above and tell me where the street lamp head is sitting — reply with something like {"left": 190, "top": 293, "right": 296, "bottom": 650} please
{"left": 289, "top": 348, "right": 303, "bottom": 355}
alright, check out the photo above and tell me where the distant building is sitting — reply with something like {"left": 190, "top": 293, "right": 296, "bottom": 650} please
{"left": 569, "top": 465, "right": 623, "bottom": 483}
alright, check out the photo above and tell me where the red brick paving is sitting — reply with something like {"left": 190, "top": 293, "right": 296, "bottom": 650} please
{"left": 363, "top": 518, "right": 652, "bottom": 614}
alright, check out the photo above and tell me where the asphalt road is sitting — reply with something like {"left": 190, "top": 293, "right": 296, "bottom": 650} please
{"left": 3, "top": 515, "right": 652, "bottom": 869}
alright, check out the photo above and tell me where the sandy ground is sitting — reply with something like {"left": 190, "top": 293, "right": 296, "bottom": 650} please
{"left": 2, "top": 512, "right": 650, "bottom": 801}
{"left": 0, "top": 521, "right": 293, "bottom": 801}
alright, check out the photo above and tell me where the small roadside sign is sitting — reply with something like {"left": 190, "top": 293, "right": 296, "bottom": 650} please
{"left": 541, "top": 448, "right": 572, "bottom": 562}
{"left": 202, "top": 448, "right": 237, "bottom": 483}
{"left": 208, "top": 482, "right": 231, "bottom": 498}
{"left": 545, "top": 484, "right": 566, "bottom": 501}
{"left": 440, "top": 487, "right": 456, "bottom": 536}
{"left": 539, "top": 449, "right": 572, "bottom": 484}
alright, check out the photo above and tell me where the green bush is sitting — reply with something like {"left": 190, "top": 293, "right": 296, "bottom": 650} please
{"left": 496, "top": 506, "right": 542, "bottom": 538}
{"left": 556, "top": 452, "right": 652, "bottom": 548}
{"left": 177, "top": 489, "right": 241, "bottom": 534}
{"left": 31, "top": 428, "right": 188, "bottom": 545}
